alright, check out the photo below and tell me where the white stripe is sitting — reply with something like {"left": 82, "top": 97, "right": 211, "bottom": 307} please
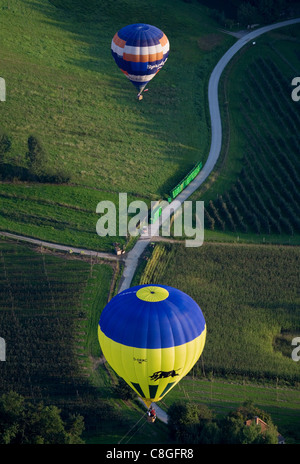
{"left": 127, "top": 72, "right": 157, "bottom": 83}
{"left": 162, "top": 42, "right": 170, "bottom": 55}
{"left": 111, "top": 40, "right": 124, "bottom": 57}
{"left": 124, "top": 44, "right": 162, "bottom": 55}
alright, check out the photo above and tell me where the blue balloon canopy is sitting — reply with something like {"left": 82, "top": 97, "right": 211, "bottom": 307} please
{"left": 111, "top": 23, "right": 170, "bottom": 95}
{"left": 99, "top": 284, "right": 205, "bottom": 349}
{"left": 98, "top": 284, "right": 206, "bottom": 406}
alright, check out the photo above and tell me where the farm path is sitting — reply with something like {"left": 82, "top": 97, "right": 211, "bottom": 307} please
{"left": 0, "top": 231, "right": 120, "bottom": 261}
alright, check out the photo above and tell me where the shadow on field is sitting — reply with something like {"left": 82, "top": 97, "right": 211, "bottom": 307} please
{"left": 21, "top": 0, "right": 223, "bottom": 197}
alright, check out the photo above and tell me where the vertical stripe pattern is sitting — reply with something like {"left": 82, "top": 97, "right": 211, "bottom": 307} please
{"left": 111, "top": 23, "right": 170, "bottom": 93}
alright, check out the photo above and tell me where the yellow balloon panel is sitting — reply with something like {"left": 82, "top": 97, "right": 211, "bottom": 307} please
{"left": 98, "top": 325, "right": 206, "bottom": 405}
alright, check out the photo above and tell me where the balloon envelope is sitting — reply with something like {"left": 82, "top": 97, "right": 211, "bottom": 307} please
{"left": 98, "top": 285, "right": 206, "bottom": 407}
{"left": 111, "top": 23, "right": 170, "bottom": 94}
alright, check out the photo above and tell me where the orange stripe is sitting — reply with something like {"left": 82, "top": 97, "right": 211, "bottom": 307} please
{"left": 113, "top": 33, "right": 126, "bottom": 48}
{"left": 159, "top": 34, "right": 168, "bottom": 47}
{"left": 123, "top": 52, "right": 163, "bottom": 62}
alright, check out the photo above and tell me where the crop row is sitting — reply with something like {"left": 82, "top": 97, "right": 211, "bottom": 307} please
{"left": 206, "top": 57, "right": 300, "bottom": 235}
{"left": 141, "top": 243, "right": 300, "bottom": 384}
{"left": 0, "top": 243, "right": 95, "bottom": 398}
{"left": 139, "top": 243, "right": 175, "bottom": 285}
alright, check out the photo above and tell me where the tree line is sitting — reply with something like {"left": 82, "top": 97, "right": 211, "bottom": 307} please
{"left": 205, "top": 57, "right": 300, "bottom": 236}
{"left": 114, "top": 378, "right": 284, "bottom": 443}
{"left": 0, "top": 131, "right": 71, "bottom": 184}
{"left": 209, "top": 0, "right": 296, "bottom": 28}
{"left": 167, "top": 399, "right": 281, "bottom": 444}
{"left": 0, "top": 391, "right": 84, "bottom": 444}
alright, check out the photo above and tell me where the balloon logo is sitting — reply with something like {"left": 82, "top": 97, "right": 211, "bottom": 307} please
{"left": 98, "top": 285, "right": 206, "bottom": 407}
{"left": 111, "top": 23, "right": 170, "bottom": 98}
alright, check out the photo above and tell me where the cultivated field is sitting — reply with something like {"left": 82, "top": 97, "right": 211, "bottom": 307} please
{"left": 0, "top": 240, "right": 113, "bottom": 397}
{"left": 0, "top": 0, "right": 299, "bottom": 446}
{"left": 135, "top": 241, "right": 300, "bottom": 442}
{"left": 196, "top": 25, "right": 300, "bottom": 239}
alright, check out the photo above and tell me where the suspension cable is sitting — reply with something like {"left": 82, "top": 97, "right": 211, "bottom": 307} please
{"left": 118, "top": 411, "right": 148, "bottom": 444}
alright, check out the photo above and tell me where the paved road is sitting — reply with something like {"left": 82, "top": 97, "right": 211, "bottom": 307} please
{"left": 118, "top": 17, "right": 300, "bottom": 295}
{"left": 117, "top": 18, "right": 300, "bottom": 423}
{"left": 1, "top": 17, "right": 299, "bottom": 426}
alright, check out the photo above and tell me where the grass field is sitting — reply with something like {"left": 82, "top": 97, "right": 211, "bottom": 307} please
{"left": 0, "top": 0, "right": 235, "bottom": 251}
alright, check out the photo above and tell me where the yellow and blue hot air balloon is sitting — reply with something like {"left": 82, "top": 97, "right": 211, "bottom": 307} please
{"left": 98, "top": 285, "right": 206, "bottom": 408}
{"left": 111, "top": 23, "right": 170, "bottom": 98}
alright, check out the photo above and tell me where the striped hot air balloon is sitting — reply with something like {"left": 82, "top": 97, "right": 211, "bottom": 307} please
{"left": 111, "top": 23, "right": 170, "bottom": 98}
{"left": 98, "top": 285, "right": 206, "bottom": 407}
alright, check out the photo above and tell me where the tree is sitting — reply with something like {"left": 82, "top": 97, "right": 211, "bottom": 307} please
{"left": 0, "top": 391, "right": 85, "bottom": 444}
{"left": 168, "top": 401, "right": 215, "bottom": 443}
{"left": 220, "top": 401, "right": 279, "bottom": 444}
{"left": 0, "top": 132, "right": 12, "bottom": 164}
{"left": 64, "top": 414, "right": 85, "bottom": 444}
{"left": 26, "top": 135, "right": 46, "bottom": 176}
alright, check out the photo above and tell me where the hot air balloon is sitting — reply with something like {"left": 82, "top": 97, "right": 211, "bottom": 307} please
{"left": 98, "top": 285, "right": 206, "bottom": 408}
{"left": 111, "top": 23, "right": 170, "bottom": 99}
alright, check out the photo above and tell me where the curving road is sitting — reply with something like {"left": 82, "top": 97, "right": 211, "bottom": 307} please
{"left": 118, "top": 17, "right": 300, "bottom": 295}
{"left": 1, "top": 17, "right": 299, "bottom": 426}
{"left": 118, "top": 18, "right": 300, "bottom": 424}
{"left": 1, "top": 19, "right": 299, "bottom": 294}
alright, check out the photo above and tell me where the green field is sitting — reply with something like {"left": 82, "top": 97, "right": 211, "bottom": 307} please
{"left": 137, "top": 242, "right": 300, "bottom": 383}
{"left": 0, "top": 240, "right": 114, "bottom": 396}
{"left": 1, "top": 0, "right": 300, "bottom": 446}
{"left": 0, "top": 239, "right": 172, "bottom": 444}
{"left": 0, "top": 0, "right": 235, "bottom": 250}
{"left": 1, "top": 239, "right": 299, "bottom": 443}
{"left": 135, "top": 241, "right": 300, "bottom": 442}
